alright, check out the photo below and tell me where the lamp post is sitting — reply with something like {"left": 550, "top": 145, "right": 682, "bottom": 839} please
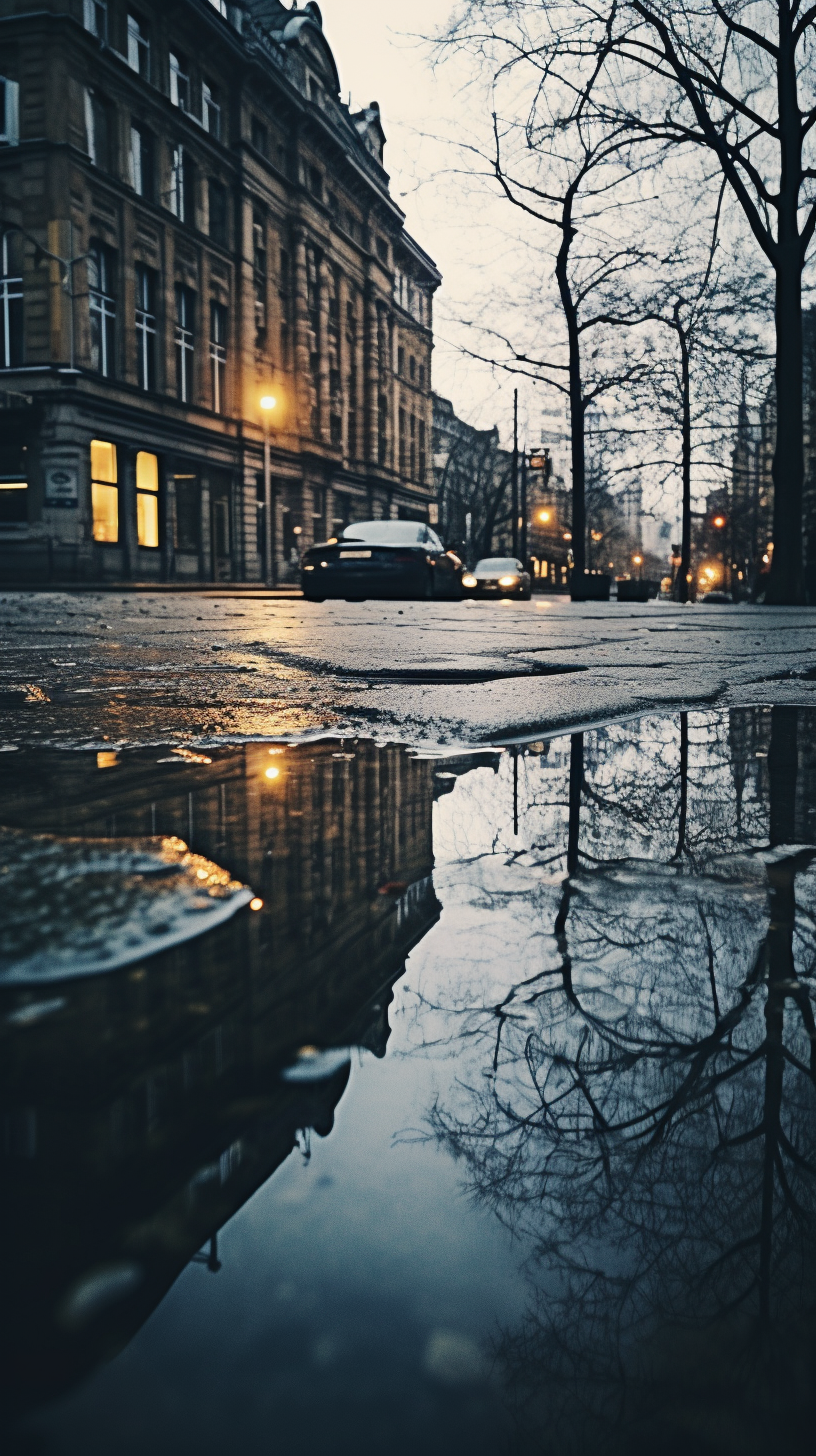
{"left": 260, "top": 394, "right": 277, "bottom": 587}
{"left": 632, "top": 552, "right": 644, "bottom": 581}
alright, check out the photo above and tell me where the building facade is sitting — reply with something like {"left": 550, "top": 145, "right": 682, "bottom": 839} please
{"left": 0, "top": 0, "right": 440, "bottom": 583}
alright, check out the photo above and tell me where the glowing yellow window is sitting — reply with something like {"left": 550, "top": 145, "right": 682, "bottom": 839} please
{"left": 136, "top": 451, "right": 159, "bottom": 548}
{"left": 91, "top": 439, "right": 118, "bottom": 543}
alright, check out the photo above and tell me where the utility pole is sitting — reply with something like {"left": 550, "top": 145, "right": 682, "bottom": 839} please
{"left": 260, "top": 394, "right": 277, "bottom": 587}
{"left": 511, "top": 388, "right": 519, "bottom": 558}
{"left": 520, "top": 446, "right": 528, "bottom": 564}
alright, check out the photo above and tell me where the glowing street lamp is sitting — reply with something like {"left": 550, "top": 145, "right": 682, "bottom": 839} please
{"left": 712, "top": 514, "right": 726, "bottom": 529}
{"left": 632, "top": 552, "right": 644, "bottom": 580}
{"left": 538, "top": 509, "right": 551, "bottom": 524}
{"left": 260, "top": 394, "right": 277, "bottom": 587}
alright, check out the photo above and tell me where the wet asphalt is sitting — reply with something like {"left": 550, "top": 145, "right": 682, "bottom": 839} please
{"left": 2, "top": 590, "right": 816, "bottom": 749}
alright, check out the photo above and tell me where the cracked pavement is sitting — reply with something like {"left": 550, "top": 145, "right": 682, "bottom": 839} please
{"left": 1, "top": 590, "right": 816, "bottom": 749}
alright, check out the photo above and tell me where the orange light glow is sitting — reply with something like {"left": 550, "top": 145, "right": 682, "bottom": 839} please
{"left": 260, "top": 394, "right": 277, "bottom": 411}
{"left": 632, "top": 554, "right": 643, "bottom": 566}
{"left": 562, "top": 531, "right": 572, "bottom": 541}
{"left": 265, "top": 766, "right": 280, "bottom": 780}
{"left": 538, "top": 510, "right": 551, "bottom": 523}
{"left": 712, "top": 514, "right": 726, "bottom": 528}
{"left": 249, "top": 897, "right": 264, "bottom": 912}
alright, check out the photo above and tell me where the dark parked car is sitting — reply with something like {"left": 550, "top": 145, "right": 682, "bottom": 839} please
{"left": 460, "top": 557, "right": 532, "bottom": 600}
{"left": 301, "top": 521, "right": 463, "bottom": 602}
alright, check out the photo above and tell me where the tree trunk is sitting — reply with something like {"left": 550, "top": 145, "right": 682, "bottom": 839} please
{"left": 676, "top": 308, "right": 691, "bottom": 605}
{"left": 554, "top": 190, "right": 586, "bottom": 594}
{"left": 766, "top": 260, "right": 804, "bottom": 604}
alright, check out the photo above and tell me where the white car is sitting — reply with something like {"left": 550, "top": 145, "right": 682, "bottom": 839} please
{"left": 460, "top": 557, "right": 532, "bottom": 600}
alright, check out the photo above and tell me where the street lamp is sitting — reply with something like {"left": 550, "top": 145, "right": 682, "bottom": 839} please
{"left": 632, "top": 552, "right": 644, "bottom": 580}
{"left": 538, "top": 509, "right": 551, "bottom": 524}
{"left": 260, "top": 394, "right": 277, "bottom": 587}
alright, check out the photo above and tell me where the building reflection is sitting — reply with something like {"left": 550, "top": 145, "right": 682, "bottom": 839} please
{"left": 0, "top": 740, "right": 442, "bottom": 1417}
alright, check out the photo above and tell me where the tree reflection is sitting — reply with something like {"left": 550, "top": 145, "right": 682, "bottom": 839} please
{"left": 425, "top": 709, "right": 816, "bottom": 1452}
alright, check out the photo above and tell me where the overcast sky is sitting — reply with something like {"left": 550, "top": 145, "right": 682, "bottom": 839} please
{"left": 318, "top": 0, "right": 544, "bottom": 452}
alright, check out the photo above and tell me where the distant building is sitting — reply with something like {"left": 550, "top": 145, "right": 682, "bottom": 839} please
{"left": 0, "top": 0, "right": 440, "bottom": 583}
{"left": 432, "top": 392, "right": 512, "bottom": 561}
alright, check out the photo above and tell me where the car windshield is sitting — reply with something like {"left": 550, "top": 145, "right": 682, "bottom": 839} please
{"left": 342, "top": 521, "right": 437, "bottom": 547}
{"left": 475, "top": 558, "right": 522, "bottom": 573}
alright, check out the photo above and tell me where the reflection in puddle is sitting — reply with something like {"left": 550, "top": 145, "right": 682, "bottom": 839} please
{"left": 1, "top": 708, "right": 816, "bottom": 1453}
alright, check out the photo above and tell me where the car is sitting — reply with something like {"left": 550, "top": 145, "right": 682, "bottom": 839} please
{"left": 701, "top": 589, "right": 733, "bottom": 604}
{"left": 301, "top": 521, "right": 463, "bottom": 602}
{"left": 460, "top": 557, "right": 532, "bottom": 600}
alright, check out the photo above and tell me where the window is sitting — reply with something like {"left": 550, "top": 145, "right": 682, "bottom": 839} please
{"left": 208, "top": 0, "right": 227, "bottom": 15}
{"left": 409, "top": 414, "right": 416, "bottom": 478}
{"left": 210, "top": 301, "right": 227, "bottom": 414}
{"left": 0, "top": 233, "right": 23, "bottom": 368}
{"left": 253, "top": 208, "right": 266, "bottom": 332}
{"left": 0, "top": 77, "right": 20, "bottom": 146}
{"left": 202, "top": 81, "right": 220, "bottom": 140}
{"left": 397, "top": 346, "right": 404, "bottom": 377}
{"left": 127, "top": 14, "right": 150, "bottom": 77}
{"left": 91, "top": 439, "right": 118, "bottom": 543}
{"left": 88, "top": 242, "right": 116, "bottom": 377}
{"left": 129, "top": 123, "right": 154, "bottom": 199}
{"left": 83, "top": 0, "right": 107, "bottom": 40}
{"left": 134, "top": 262, "right": 156, "bottom": 390}
{"left": 174, "top": 284, "right": 195, "bottom": 402}
{"left": 251, "top": 117, "right": 267, "bottom": 155}
{"left": 170, "top": 145, "right": 195, "bottom": 224}
{"left": 174, "top": 470, "right": 200, "bottom": 551}
{"left": 419, "top": 362, "right": 425, "bottom": 389}
{"left": 308, "top": 165, "right": 322, "bottom": 201}
{"left": 136, "top": 450, "right": 159, "bottom": 548}
{"left": 409, "top": 354, "right": 416, "bottom": 381}
{"left": 376, "top": 237, "right": 389, "bottom": 265}
{"left": 419, "top": 419, "right": 426, "bottom": 482}
{"left": 84, "top": 89, "right": 111, "bottom": 170}
{"left": 169, "top": 52, "right": 190, "bottom": 111}
{"left": 399, "top": 407, "right": 406, "bottom": 474}
{"left": 208, "top": 179, "right": 227, "bottom": 246}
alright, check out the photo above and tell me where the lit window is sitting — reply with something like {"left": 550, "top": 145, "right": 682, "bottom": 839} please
{"left": 136, "top": 450, "right": 159, "bottom": 547}
{"left": 91, "top": 439, "right": 118, "bottom": 543}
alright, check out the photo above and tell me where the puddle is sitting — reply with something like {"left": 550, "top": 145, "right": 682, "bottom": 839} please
{"left": 1, "top": 708, "right": 816, "bottom": 1454}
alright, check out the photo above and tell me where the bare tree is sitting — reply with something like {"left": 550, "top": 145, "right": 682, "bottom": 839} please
{"left": 443, "top": 1, "right": 816, "bottom": 603}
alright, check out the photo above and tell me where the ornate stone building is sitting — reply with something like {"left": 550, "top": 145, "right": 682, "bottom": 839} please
{"left": 0, "top": 0, "right": 440, "bottom": 583}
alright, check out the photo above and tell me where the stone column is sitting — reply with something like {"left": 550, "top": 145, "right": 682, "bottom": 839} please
{"left": 161, "top": 457, "right": 176, "bottom": 581}
{"left": 119, "top": 445, "right": 137, "bottom": 580}
{"left": 292, "top": 229, "right": 311, "bottom": 438}
{"left": 318, "top": 255, "right": 331, "bottom": 444}
{"left": 364, "top": 285, "right": 380, "bottom": 468}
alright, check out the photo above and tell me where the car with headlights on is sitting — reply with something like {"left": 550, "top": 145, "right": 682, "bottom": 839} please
{"left": 460, "top": 557, "right": 532, "bottom": 600}
{"left": 301, "top": 521, "right": 463, "bottom": 602}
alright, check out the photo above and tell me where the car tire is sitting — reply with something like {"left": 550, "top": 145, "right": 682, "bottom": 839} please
{"left": 305, "top": 596, "right": 326, "bottom": 604}
{"left": 345, "top": 597, "right": 366, "bottom": 603}
{"left": 521, "top": 586, "right": 531, "bottom": 601}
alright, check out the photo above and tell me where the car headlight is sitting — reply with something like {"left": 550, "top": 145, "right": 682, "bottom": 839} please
{"left": 461, "top": 574, "right": 477, "bottom": 588}
{"left": 498, "top": 575, "right": 519, "bottom": 587}
{"left": 303, "top": 564, "right": 315, "bottom": 571}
